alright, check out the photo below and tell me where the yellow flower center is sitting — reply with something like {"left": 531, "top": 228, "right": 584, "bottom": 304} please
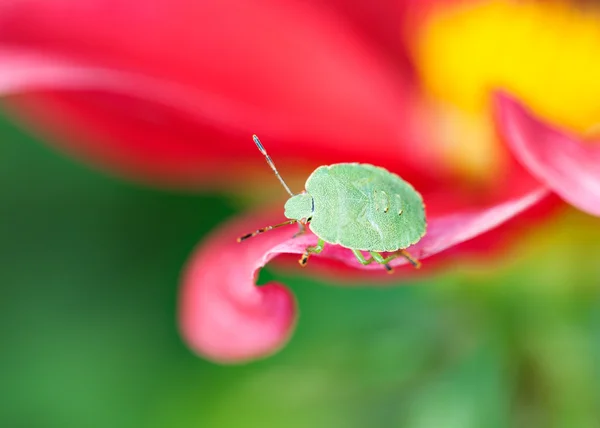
{"left": 413, "top": 0, "right": 600, "bottom": 181}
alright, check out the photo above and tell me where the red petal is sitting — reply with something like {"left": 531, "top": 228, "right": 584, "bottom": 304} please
{"left": 402, "top": 0, "right": 468, "bottom": 34}
{"left": 495, "top": 92, "right": 600, "bottom": 217}
{"left": 0, "top": 0, "right": 423, "bottom": 185}
{"left": 0, "top": 48, "right": 258, "bottom": 186}
{"left": 180, "top": 187, "right": 547, "bottom": 362}
{"left": 0, "top": 48, "right": 126, "bottom": 94}
{"left": 310, "top": 0, "right": 415, "bottom": 70}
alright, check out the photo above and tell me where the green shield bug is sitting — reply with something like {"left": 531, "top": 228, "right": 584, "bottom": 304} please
{"left": 238, "top": 135, "right": 426, "bottom": 273}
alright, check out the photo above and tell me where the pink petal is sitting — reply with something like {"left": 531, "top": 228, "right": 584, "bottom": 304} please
{"left": 412, "top": 187, "right": 549, "bottom": 258}
{"left": 180, "top": 186, "right": 548, "bottom": 362}
{"left": 179, "top": 213, "right": 298, "bottom": 364}
{"left": 495, "top": 92, "right": 600, "bottom": 217}
{"left": 0, "top": 0, "right": 425, "bottom": 185}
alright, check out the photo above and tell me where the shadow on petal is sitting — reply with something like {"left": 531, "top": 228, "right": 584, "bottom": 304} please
{"left": 494, "top": 92, "right": 600, "bottom": 217}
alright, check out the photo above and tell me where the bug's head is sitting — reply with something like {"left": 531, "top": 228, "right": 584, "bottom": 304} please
{"left": 250, "top": 134, "right": 313, "bottom": 222}
{"left": 284, "top": 193, "right": 313, "bottom": 222}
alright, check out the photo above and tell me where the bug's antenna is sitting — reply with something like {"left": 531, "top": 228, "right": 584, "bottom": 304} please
{"left": 252, "top": 134, "right": 294, "bottom": 197}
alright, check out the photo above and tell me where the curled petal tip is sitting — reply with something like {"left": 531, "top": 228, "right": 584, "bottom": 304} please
{"left": 179, "top": 216, "right": 298, "bottom": 363}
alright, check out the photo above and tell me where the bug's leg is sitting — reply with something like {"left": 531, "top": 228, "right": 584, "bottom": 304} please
{"left": 292, "top": 222, "right": 307, "bottom": 239}
{"left": 299, "top": 239, "right": 325, "bottom": 266}
{"left": 237, "top": 219, "right": 297, "bottom": 242}
{"left": 368, "top": 250, "right": 422, "bottom": 272}
{"left": 368, "top": 252, "right": 395, "bottom": 274}
{"left": 397, "top": 249, "right": 421, "bottom": 269}
{"left": 353, "top": 250, "right": 392, "bottom": 273}
{"left": 351, "top": 249, "right": 375, "bottom": 265}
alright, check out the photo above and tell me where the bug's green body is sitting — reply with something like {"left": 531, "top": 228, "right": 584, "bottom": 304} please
{"left": 285, "top": 163, "right": 426, "bottom": 252}
{"left": 239, "top": 135, "right": 426, "bottom": 272}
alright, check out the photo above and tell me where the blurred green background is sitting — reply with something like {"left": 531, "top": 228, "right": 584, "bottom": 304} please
{"left": 2, "top": 112, "right": 600, "bottom": 428}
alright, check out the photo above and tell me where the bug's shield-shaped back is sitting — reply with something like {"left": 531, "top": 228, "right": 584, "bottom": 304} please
{"left": 306, "top": 164, "right": 426, "bottom": 251}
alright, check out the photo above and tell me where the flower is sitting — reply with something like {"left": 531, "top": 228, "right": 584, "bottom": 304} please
{"left": 408, "top": 0, "right": 600, "bottom": 216}
{"left": 1, "top": 0, "right": 598, "bottom": 362}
